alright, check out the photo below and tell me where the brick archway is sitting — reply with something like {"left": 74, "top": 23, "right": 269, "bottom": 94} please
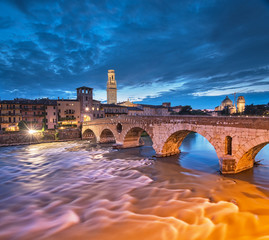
{"left": 122, "top": 126, "right": 153, "bottom": 149}
{"left": 82, "top": 128, "right": 97, "bottom": 142}
{"left": 235, "top": 136, "right": 269, "bottom": 172}
{"left": 100, "top": 128, "right": 116, "bottom": 143}
{"left": 154, "top": 125, "right": 218, "bottom": 158}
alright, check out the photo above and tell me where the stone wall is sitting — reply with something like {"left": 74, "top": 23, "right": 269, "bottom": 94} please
{"left": 57, "top": 129, "right": 81, "bottom": 140}
{"left": 0, "top": 129, "right": 81, "bottom": 147}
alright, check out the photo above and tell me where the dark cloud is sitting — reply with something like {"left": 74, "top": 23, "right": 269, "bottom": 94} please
{"left": 0, "top": 16, "right": 14, "bottom": 29}
{"left": 0, "top": 0, "right": 269, "bottom": 107}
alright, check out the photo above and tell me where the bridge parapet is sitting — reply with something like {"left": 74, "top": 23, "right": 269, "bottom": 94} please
{"left": 83, "top": 115, "right": 269, "bottom": 130}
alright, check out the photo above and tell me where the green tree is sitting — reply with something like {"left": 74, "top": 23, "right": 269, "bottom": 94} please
{"left": 18, "top": 121, "right": 28, "bottom": 131}
{"left": 179, "top": 105, "right": 192, "bottom": 115}
{"left": 42, "top": 117, "right": 47, "bottom": 131}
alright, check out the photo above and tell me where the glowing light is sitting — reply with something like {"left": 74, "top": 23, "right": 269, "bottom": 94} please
{"left": 85, "top": 107, "right": 89, "bottom": 111}
{"left": 29, "top": 129, "right": 37, "bottom": 134}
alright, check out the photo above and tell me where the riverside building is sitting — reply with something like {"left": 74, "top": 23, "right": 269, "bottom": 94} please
{"left": 0, "top": 99, "right": 57, "bottom": 131}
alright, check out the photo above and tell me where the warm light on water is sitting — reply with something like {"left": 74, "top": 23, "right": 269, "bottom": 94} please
{"left": 0, "top": 133, "right": 268, "bottom": 240}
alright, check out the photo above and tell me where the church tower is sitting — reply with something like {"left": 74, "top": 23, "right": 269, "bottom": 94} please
{"left": 107, "top": 69, "right": 117, "bottom": 104}
{"left": 237, "top": 96, "right": 245, "bottom": 114}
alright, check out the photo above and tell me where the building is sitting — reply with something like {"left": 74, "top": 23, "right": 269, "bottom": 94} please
{"left": 101, "top": 104, "right": 128, "bottom": 117}
{"left": 57, "top": 87, "right": 105, "bottom": 128}
{"left": 0, "top": 100, "right": 22, "bottom": 131}
{"left": 118, "top": 99, "right": 136, "bottom": 107}
{"left": 92, "top": 100, "right": 104, "bottom": 119}
{"left": 77, "top": 86, "right": 94, "bottom": 122}
{"left": 107, "top": 69, "right": 117, "bottom": 104}
{"left": 136, "top": 104, "right": 170, "bottom": 116}
{"left": 127, "top": 107, "right": 144, "bottom": 116}
{"left": 215, "top": 96, "right": 235, "bottom": 114}
{"left": 0, "top": 98, "right": 57, "bottom": 131}
{"left": 215, "top": 95, "right": 245, "bottom": 115}
{"left": 237, "top": 96, "right": 245, "bottom": 113}
{"left": 215, "top": 96, "right": 234, "bottom": 111}
{"left": 45, "top": 100, "right": 57, "bottom": 129}
{"left": 57, "top": 99, "right": 81, "bottom": 128}
{"left": 162, "top": 102, "right": 171, "bottom": 108}
{"left": 169, "top": 106, "right": 183, "bottom": 113}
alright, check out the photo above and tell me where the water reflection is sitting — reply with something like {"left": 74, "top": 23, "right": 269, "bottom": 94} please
{"left": 179, "top": 133, "right": 269, "bottom": 191}
{"left": 179, "top": 132, "right": 219, "bottom": 173}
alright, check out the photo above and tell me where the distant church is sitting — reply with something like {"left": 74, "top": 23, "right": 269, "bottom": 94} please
{"left": 215, "top": 95, "right": 245, "bottom": 114}
{"left": 107, "top": 69, "right": 117, "bottom": 104}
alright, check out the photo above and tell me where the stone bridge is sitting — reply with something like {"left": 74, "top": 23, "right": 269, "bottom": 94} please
{"left": 82, "top": 116, "right": 269, "bottom": 174}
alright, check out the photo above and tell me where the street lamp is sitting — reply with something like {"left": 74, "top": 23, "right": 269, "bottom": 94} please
{"left": 29, "top": 129, "right": 37, "bottom": 134}
{"left": 28, "top": 129, "right": 37, "bottom": 144}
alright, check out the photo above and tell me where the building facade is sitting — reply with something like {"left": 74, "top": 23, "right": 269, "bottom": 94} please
{"left": 118, "top": 99, "right": 136, "bottom": 107}
{"left": 237, "top": 96, "right": 245, "bottom": 114}
{"left": 57, "top": 99, "right": 81, "bottom": 128}
{"left": 107, "top": 69, "right": 117, "bottom": 104}
{"left": 136, "top": 104, "right": 170, "bottom": 116}
{"left": 101, "top": 104, "right": 128, "bottom": 117}
{"left": 77, "top": 86, "right": 93, "bottom": 122}
{"left": 57, "top": 86, "right": 105, "bottom": 128}
{"left": 0, "top": 99, "right": 57, "bottom": 131}
{"left": 215, "top": 95, "right": 246, "bottom": 114}
{"left": 0, "top": 100, "right": 22, "bottom": 131}
{"left": 45, "top": 103, "right": 58, "bottom": 130}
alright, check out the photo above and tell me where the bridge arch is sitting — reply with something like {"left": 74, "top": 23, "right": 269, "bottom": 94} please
{"left": 157, "top": 127, "right": 218, "bottom": 158}
{"left": 236, "top": 136, "right": 269, "bottom": 172}
{"left": 122, "top": 126, "right": 153, "bottom": 149}
{"left": 82, "top": 128, "right": 97, "bottom": 142}
{"left": 100, "top": 128, "right": 116, "bottom": 143}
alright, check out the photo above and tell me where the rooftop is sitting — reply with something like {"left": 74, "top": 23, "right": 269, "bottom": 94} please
{"left": 0, "top": 98, "right": 57, "bottom": 105}
{"left": 138, "top": 104, "right": 166, "bottom": 109}
{"left": 101, "top": 104, "right": 128, "bottom": 108}
{"left": 76, "top": 86, "right": 93, "bottom": 90}
{"left": 127, "top": 107, "right": 143, "bottom": 111}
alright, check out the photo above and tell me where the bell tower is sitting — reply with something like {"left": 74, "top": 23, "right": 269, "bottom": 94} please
{"left": 107, "top": 69, "right": 117, "bottom": 104}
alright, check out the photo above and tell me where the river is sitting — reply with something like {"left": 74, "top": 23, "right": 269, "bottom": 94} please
{"left": 0, "top": 133, "right": 268, "bottom": 240}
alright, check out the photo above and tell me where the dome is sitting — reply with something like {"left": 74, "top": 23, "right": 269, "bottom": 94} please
{"left": 237, "top": 96, "right": 245, "bottom": 103}
{"left": 221, "top": 96, "right": 233, "bottom": 107}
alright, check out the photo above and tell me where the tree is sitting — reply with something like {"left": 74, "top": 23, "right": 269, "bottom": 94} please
{"left": 179, "top": 105, "right": 192, "bottom": 115}
{"left": 42, "top": 117, "right": 47, "bottom": 131}
{"left": 18, "top": 121, "right": 28, "bottom": 131}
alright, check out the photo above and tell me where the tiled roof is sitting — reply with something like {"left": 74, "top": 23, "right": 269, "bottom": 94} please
{"left": 127, "top": 107, "right": 143, "bottom": 111}
{"left": 101, "top": 104, "right": 128, "bottom": 108}
{"left": 138, "top": 104, "right": 166, "bottom": 109}
{"left": 0, "top": 98, "right": 57, "bottom": 105}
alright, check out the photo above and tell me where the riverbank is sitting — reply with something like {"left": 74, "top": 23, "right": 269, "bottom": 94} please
{"left": 0, "top": 128, "right": 81, "bottom": 147}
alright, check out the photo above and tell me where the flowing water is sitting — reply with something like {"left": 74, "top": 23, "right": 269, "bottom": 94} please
{"left": 0, "top": 133, "right": 268, "bottom": 240}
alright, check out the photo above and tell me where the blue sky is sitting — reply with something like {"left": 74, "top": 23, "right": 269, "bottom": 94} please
{"left": 0, "top": 0, "right": 269, "bottom": 109}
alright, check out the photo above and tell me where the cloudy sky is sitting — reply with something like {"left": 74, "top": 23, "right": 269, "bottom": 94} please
{"left": 0, "top": 0, "right": 269, "bottom": 109}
